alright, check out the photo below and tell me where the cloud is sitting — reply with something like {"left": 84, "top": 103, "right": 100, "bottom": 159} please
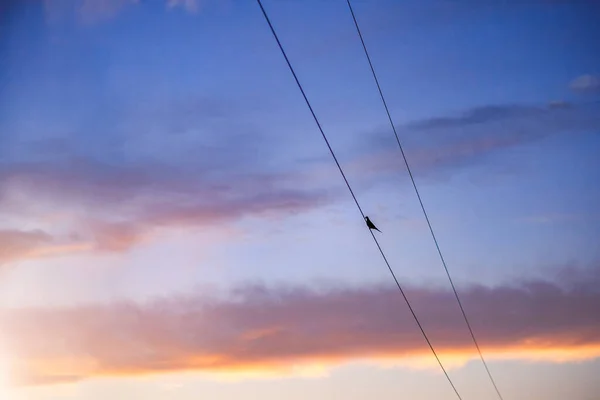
{"left": 0, "top": 93, "right": 337, "bottom": 267}
{"left": 0, "top": 230, "right": 53, "bottom": 264}
{"left": 2, "top": 266, "right": 599, "bottom": 387}
{"left": 516, "top": 212, "right": 600, "bottom": 224}
{"left": 39, "top": 0, "right": 210, "bottom": 24}
{"left": 0, "top": 160, "right": 330, "bottom": 266}
{"left": 570, "top": 74, "right": 600, "bottom": 93}
{"left": 166, "top": 0, "right": 201, "bottom": 13}
{"left": 360, "top": 101, "right": 600, "bottom": 179}
{"left": 0, "top": 229, "right": 95, "bottom": 267}
{"left": 0, "top": 161, "right": 325, "bottom": 269}
{"left": 403, "top": 102, "right": 599, "bottom": 137}
{"left": 406, "top": 104, "right": 544, "bottom": 131}
{"left": 42, "top": 0, "right": 138, "bottom": 24}
{"left": 4, "top": 99, "right": 598, "bottom": 267}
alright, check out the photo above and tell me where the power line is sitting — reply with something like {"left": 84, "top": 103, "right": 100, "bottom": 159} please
{"left": 344, "top": 1, "right": 505, "bottom": 400}
{"left": 255, "top": 1, "right": 463, "bottom": 399}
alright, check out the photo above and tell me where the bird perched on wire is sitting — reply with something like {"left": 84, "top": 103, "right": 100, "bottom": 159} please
{"left": 365, "top": 216, "right": 381, "bottom": 232}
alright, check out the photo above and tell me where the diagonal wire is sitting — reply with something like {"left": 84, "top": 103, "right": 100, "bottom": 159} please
{"left": 344, "top": 1, "right": 505, "bottom": 399}
{"left": 255, "top": 1, "right": 463, "bottom": 399}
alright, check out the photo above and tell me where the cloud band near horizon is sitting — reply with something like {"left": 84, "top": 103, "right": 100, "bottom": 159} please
{"left": 2, "top": 265, "right": 599, "bottom": 387}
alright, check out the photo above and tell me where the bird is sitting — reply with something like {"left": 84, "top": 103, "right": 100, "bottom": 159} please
{"left": 365, "top": 216, "right": 381, "bottom": 232}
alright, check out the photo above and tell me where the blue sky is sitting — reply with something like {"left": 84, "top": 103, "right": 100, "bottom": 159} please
{"left": 0, "top": 1, "right": 599, "bottom": 399}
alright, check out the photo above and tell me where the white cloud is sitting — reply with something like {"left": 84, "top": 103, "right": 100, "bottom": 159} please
{"left": 167, "top": 0, "right": 200, "bottom": 13}
{"left": 43, "top": 0, "right": 138, "bottom": 24}
{"left": 569, "top": 74, "right": 600, "bottom": 93}
{"left": 43, "top": 0, "right": 202, "bottom": 24}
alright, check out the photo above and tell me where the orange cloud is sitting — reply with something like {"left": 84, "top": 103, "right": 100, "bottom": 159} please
{"left": 2, "top": 267, "right": 599, "bottom": 387}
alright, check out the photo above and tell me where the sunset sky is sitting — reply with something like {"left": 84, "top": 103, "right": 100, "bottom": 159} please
{"left": 1, "top": 0, "right": 599, "bottom": 399}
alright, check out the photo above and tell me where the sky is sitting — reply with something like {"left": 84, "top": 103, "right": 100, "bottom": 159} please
{"left": 0, "top": 0, "right": 599, "bottom": 399}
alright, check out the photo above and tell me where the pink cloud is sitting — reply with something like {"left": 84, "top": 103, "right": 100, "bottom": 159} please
{"left": 2, "top": 267, "right": 599, "bottom": 386}
{"left": 0, "top": 230, "right": 53, "bottom": 265}
{"left": 0, "top": 229, "right": 93, "bottom": 267}
{"left": 0, "top": 162, "right": 330, "bottom": 267}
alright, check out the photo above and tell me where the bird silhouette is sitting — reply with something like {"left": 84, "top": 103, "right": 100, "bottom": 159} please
{"left": 365, "top": 216, "right": 381, "bottom": 232}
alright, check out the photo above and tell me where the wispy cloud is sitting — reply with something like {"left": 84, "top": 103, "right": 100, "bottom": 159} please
{"left": 3, "top": 99, "right": 598, "bottom": 267}
{"left": 3, "top": 266, "right": 599, "bottom": 386}
{"left": 43, "top": 0, "right": 139, "bottom": 24}
{"left": 166, "top": 0, "right": 202, "bottom": 13}
{"left": 0, "top": 93, "right": 337, "bottom": 267}
{"left": 358, "top": 101, "right": 600, "bottom": 179}
{"left": 37, "top": 0, "right": 212, "bottom": 24}
{"left": 570, "top": 74, "right": 600, "bottom": 94}
{"left": 0, "top": 229, "right": 90, "bottom": 265}
{"left": 516, "top": 212, "right": 600, "bottom": 224}
{"left": 0, "top": 160, "right": 330, "bottom": 267}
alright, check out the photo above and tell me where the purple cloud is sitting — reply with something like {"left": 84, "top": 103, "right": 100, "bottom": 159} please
{"left": 359, "top": 101, "right": 600, "bottom": 178}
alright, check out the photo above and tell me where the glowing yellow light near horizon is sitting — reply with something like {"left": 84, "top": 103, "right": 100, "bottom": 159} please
{"left": 0, "top": 356, "right": 12, "bottom": 400}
